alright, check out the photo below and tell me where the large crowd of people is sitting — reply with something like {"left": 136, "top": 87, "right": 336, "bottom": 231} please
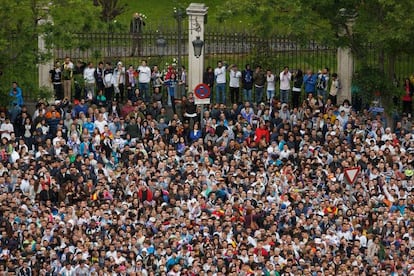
{"left": 0, "top": 57, "right": 414, "bottom": 276}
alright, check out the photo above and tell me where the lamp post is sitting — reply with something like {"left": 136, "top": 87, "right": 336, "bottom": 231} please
{"left": 155, "top": 36, "right": 167, "bottom": 56}
{"left": 173, "top": 7, "right": 185, "bottom": 79}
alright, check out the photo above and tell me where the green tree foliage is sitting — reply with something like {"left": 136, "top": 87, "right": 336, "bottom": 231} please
{"left": 93, "top": 0, "right": 127, "bottom": 23}
{"left": 45, "top": 0, "right": 103, "bottom": 48}
{"left": 353, "top": 66, "right": 401, "bottom": 112}
{"left": 0, "top": 0, "right": 103, "bottom": 101}
{"left": 0, "top": 0, "right": 50, "bottom": 101}
{"left": 217, "top": 0, "right": 414, "bottom": 70}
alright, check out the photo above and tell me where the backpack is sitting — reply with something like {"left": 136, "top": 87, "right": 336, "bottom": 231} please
{"left": 337, "top": 79, "right": 342, "bottom": 90}
{"left": 245, "top": 71, "right": 252, "bottom": 83}
{"left": 317, "top": 75, "right": 326, "bottom": 90}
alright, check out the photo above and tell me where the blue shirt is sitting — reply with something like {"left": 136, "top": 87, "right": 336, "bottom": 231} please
{"left": 9, "top": 86, "right": 24, "bottom": 106}
{"left": 303, "top": 74, "right": 317, "bottom": 93}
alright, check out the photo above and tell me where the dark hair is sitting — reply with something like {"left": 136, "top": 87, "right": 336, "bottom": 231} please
{"left": 332, "top": 73, "right": 338, "bottom": 78}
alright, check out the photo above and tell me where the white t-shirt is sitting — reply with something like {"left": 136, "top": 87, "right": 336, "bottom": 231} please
{"left": 0, "top": 122, "right": 14, "bottom": 140}
{"left": 20, "top": 179, "right": 30, "bottom": 195}
{"left": 279, "top": 71, "right": 292, "bottom": 90}
{"left": 94, "top": 120, "right": 107, "bottom": 134}
{"left": 83, "top": 67, "right": 96, "bottom": 84}
{"left": 53, "top": 136, "right": 64, "bottom": 146}
{"left": 330, "top": 79, "right": 340, "bottom": 96}
{"left": 229, "top": 70, "right": 241, "bottom": 88}
{"left": 267, "top": 74, "right": 275, "bottom": 91}
{"left": 214, "top": 66, "right": 226, "bottom": 84}
{"left": 113, "top": 67, "right": 125, "bottom": 86}
{"left": 59, "top": 266, "right": 76, "bottom": 276}
{"left": 138, "top": 65, "right": 151, "bottom": 83}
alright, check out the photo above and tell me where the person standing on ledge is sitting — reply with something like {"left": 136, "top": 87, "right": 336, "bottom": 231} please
{"left": 130, "top": 12, "right": 146, "bottom": 57}
{"left": 9, "top": 82, "right": 24, "bottom": 107}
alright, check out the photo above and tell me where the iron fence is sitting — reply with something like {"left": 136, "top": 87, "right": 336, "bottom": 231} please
{"left": 53, "top": 30, "right": 338, "bottom": 75}
{"left": 2, "top": 29, "right": 414, "bottom": 99}
{"left": 53, "top": 30, "right": 414, "bottom": 84}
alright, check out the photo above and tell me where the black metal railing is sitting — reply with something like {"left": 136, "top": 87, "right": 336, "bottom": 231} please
{"left": 2, "top": 29, "right": 414, "bottom": 100}
{"left": 53, "top": 30, "right": 339, "bottom": 74}
{"left": 53, "top": 30, "right": 414, "bottom": 82}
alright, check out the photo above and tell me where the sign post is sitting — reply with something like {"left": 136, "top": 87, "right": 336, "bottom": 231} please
{"left": 344, "top": 167, "right": 360, "bottom": 185}
{"left": 194, "top": 83, "right": 211, "bottom": 129}
{"left": 194, "top": 83, "right": 211, "bottom": 105}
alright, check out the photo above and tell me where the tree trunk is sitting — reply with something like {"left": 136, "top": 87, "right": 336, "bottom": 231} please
{"left": 387, "top": 53, "right": 396, "bottom": 80}
{"left": 378, "top": 48, "right": 385, "bottom": 73}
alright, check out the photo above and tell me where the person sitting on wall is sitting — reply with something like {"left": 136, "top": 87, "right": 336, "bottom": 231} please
{"left": 9, "top": 82, "right": 24, "bottom": 107}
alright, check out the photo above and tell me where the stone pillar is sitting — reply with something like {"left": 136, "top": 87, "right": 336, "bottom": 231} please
{"left": 337, "top": 15, "right": 355, "bottom": 105}
{"left": 38, "top": 35, "right": 53, "bottom": 89}
{"left": 186, "top": 3, "right": 208, "bottom": 93}
{"left": 38, "top": 7, "right": 53, "bottom": 95}
{"left": 337, "top": 47, "right": 353, "bottom": 104}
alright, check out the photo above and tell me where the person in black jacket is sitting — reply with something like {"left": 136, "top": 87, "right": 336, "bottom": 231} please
{"left": 203, "top": 66, "right": 214, "bottom": 91}
{"left": 242, "top": 64, "right": 254, "bottom": 103}
{"left": 94, "top": 61, "right": 105, "bottom": 92}
{"left": 253, "top": 65, "right": 266, "bottom": 104}
{"left": 49, "top": 61, "right": 63, "bottom": 100}
{"left": 183, "top": 93, "right": 198, "bottom": 128}
{"left": 72, "top": 60, "right": 86, "bottom": 101}
{"left": 130, "top": 12, "right": 146, "bottom": 56}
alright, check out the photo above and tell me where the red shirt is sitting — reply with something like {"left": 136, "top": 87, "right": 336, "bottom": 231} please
{"left": 254, "top": 127, "right": 270, "bottom": 143}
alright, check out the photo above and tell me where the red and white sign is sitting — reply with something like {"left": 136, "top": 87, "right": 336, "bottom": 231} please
{"left": 344, "top": 167, "right": 360, "bottom": 184}
{"left": 194, "top": 83, "right": 211, "bottom": 105}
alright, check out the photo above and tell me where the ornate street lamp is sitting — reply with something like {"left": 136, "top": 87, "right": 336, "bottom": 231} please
{"left": 155, "top": 36, "right": 167, "bottom": 56}
{"left": 192, "top": 36, "right": 204, "bottom": 58}
{"left": 173, "top": 7, "right": 186, "bottom": 75}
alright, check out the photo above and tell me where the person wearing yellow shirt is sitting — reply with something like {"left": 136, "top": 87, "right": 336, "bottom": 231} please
{"left": 323, "top": 108, "right": 336, "bottom": 125}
